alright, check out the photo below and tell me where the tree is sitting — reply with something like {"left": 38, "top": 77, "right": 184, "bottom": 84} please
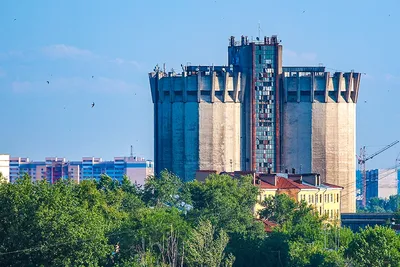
{"left": 186, "top": 174, "right": 265, "bottom": 266}
{"left": 0, "top": 172, "right": 6, "bottom": 183}
{"left": 259, "top": 194, "right": 302, "bottom": 224}
{"left": 0, "top": 176, "right": 112, "bottom": 266}
{"left": 115, "top": 207, "right": 190, "bottom": 267}
{"left": 187, "top": 174, "right": 263, "bottom": 234}
{"left": 345, "top": 225, "right": 400, "bottom": 266}
{"left": 143, "top": 170, "right": 186, "bottom": 208}
{"left": 186, "top": 220, "right": 234, "bottom": 267}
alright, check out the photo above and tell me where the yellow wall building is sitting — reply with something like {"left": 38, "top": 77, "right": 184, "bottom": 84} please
{"left": 254, "top": 173, "right": 343, "bottom": 224}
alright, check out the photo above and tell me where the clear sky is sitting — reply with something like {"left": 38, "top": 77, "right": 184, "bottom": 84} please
{"left": 0, "top": 0, "right": 399, "bottom": 169}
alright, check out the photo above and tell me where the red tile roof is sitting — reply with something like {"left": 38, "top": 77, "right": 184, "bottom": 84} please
{"left": 322, "top": 182, "right": 344, "bottom": 189}
{"left": 259, "top": 219, "right": 278, "bottom": 232}
{"left": 256, "top": 180, "right": 277, "bottom": 189}
{"left": 276, "top": 177, "right": 316, "bottom": 190}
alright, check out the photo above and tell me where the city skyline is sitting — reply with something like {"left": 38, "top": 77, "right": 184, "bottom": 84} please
{"left": 1, "top": 0, "right": 400, "bottom": 169}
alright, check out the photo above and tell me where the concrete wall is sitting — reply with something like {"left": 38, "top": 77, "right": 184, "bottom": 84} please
{"left": 281, "top": 102, "right": 312, "bottom": 173}
{"left": 199, "top": 102, "right": 241, "bottom": 173}
{"left": 378, "top": 169, "right": 398, "bottom": 199}
{"left": 282, "top": 69, "right": 361, "bottom": 213}
{"left": 0, "top": 154, "right": 10, "bottom": 182}
{"left": 149, "top": 69, "right": 243, "bottom": 181}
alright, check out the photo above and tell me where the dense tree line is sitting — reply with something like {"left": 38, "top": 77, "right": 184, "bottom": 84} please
{"left": 358, "top": 195, "right": 400, "bottom": 213}
{"left": 0, "top": 171, "right": 399, "bottom": 266}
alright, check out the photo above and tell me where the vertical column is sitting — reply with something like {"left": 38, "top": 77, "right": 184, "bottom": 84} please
{"left": 233, "top": 72, "right": 240, "bottom": 102}
{"left": 211, "top": 71, "right": 216, "bottom": 103}
{"left": 275, "top": 44, "right": 282, "bottom": 172}
{"left": 282, "top": 76, "right": 288, "bottom": 103}
{"left": 296, "top": 72, "right": 301, "bottom": 103}
{"left": 336, "top": 72, "right": 343, "bottom": 103}
{"left": 169, "top": 78, "right": 174, "bottom": 103}
{"left": 345, "top": 72, "right": 353, "bottom": 103}
{"left": 311, "top": 72, "right": 315, "bottom": 102}
{"left": 352, "top": 73, "right": 361, "bottom": 103}
{"left": 240, "top": 73, "right": 246, "bottom": 103}
{"left": 223, "top": 72, "right": 229, "bottom": 103}
{"left": 159, "top": 78, "right": 165, "bottom": 103}
{"left": 324, "top": 72, "right": 329, "bottom": 103}
{"left": 183, "top": 72, "right": 188, "bottom": 103}
{"left": 197, "top": 71, "right": 202, "bottom": 103}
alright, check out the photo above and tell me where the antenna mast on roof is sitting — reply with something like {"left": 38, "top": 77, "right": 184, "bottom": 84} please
{"left": 130, "top": 145, "right": 133, "bottom": 157}
{"left": 258, "top": 21, "right": 261, "bottom": 40}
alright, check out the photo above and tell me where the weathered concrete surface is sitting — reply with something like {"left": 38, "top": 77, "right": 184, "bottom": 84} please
{"left": 149, "top": 70, "right": 243, "bottom": 181}
{"left": 282, "top": 69, "right": 361, "bottom": 213}
{"left": 199, "top": 102, "right": 241, "bottom": 173}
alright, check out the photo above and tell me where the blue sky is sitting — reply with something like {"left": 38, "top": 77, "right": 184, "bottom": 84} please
{"left": 1, "top": 0, "right": 399, "bottom": 169}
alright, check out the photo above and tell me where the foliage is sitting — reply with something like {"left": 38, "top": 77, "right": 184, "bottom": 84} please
{"left": 186, "top": 219, "right": 234, "bottom": 267}
{"left": 186, "top": 174, "right": 263, "bottom": 234}
{"left": 143, "top": 170, "right": 188, "bottom": 208}
{"left": 345, "top": 225, "right": 400, "bottom": 267}
{"left": 358, "top": 195, "right": 400, "bottom": 213}
{"left": 0, "top": 172, "right": 396, "bottom": 266}
{"left": 0, "top": 174, "right": 112, "bottom": 266}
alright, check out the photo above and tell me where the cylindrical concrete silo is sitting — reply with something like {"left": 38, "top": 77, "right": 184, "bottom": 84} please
{"left": 281, "top": 67, "right": 361, "bottom": 213}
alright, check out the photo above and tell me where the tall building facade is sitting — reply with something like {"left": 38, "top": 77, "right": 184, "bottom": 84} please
{"left": 227, "top": 36, "right": 282, "bottom": 173}
{"left": 366, "top": 169, "right": 398, "bottom": 201}
{"left": 0, "top": 154, "right": 10, "bottom": 182}
{"left": 281, "top": 67, "right": 361, "bottom": 213}
{"left": 149, "top": 66, "right": 244, "bottom": 181}
{"left": 7, "top": 156, "right": 153, "bottom": 185}
{"left": 149, "top": 35, "right": 361, "bottom": 212}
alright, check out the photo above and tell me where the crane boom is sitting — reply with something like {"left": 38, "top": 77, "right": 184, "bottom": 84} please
{"left": 364, "top": 141, "right": 399, "bottom": 162}
{"left": 358, "top": 140, "right": 399, "bottom": 208}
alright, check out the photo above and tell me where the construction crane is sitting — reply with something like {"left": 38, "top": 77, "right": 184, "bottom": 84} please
{"left": 357, "top": 140, "right": 399, "bottom": 207}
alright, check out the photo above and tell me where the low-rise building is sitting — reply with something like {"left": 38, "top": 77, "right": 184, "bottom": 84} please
{"left": 253, "top": 173, "right": 343, "bottom": 223}
{"left": 196, "top": 170, "right": 343, "bottom": 224}
{"left": 7, "top": 156, "right": 154, "bottom": 185}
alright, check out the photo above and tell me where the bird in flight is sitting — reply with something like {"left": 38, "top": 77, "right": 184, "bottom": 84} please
{"left": 14, "top": 19, "right": 16, "bottom": 21}
{"left": 92, "top": 75, "right": 94, "bottom": 78}
{"left": 91, "top": 102, "right": 95, "bottom": 108}
{"left": 46, "top": 81, "right": 49, "bottom": 84}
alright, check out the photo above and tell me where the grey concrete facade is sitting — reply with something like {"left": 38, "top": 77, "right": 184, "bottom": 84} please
{"left": 148, "top": 37, "right": 362, "bottom": 213}
{"left": 366, "top": 169, "right": 399, "bottom": 200}
{"left": 149, "top": 68, "right": 245, "bottom": 181}
{"left": 281, "top": 67, "right": 361, "bottom": 213}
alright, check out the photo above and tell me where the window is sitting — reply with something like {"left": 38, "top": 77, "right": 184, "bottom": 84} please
{"left": 308, "top": 195, "right": 311, "bottom": 203}
{"left": 336, "top": 193, "right": 339, "bottom": 202}
{"left": 319, "top": 206, "right": 322, "bottom": 215}
{"left": 330, "top": 194, "right": 333, "bottom": 203}
{"left": 331, "top": 210, "right": 333, "bottom": 218}
{"left": 320, "top": 195, "right": 322, "bottom": 203}
{"left": 315, "top": 195, "right": 318, "bottom": 204}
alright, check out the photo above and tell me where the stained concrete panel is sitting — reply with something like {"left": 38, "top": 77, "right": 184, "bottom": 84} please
{"left": 312, "top": 103, "right": 356, "bottom": 213}
{"left": 171, "top": 102, "right": 185, "bottom": 179}
{"left": 184, "top": 103, "right": 199, "bottom": 181}
{"left": 282, "top": 102, "right": 312, "bottom": 173}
